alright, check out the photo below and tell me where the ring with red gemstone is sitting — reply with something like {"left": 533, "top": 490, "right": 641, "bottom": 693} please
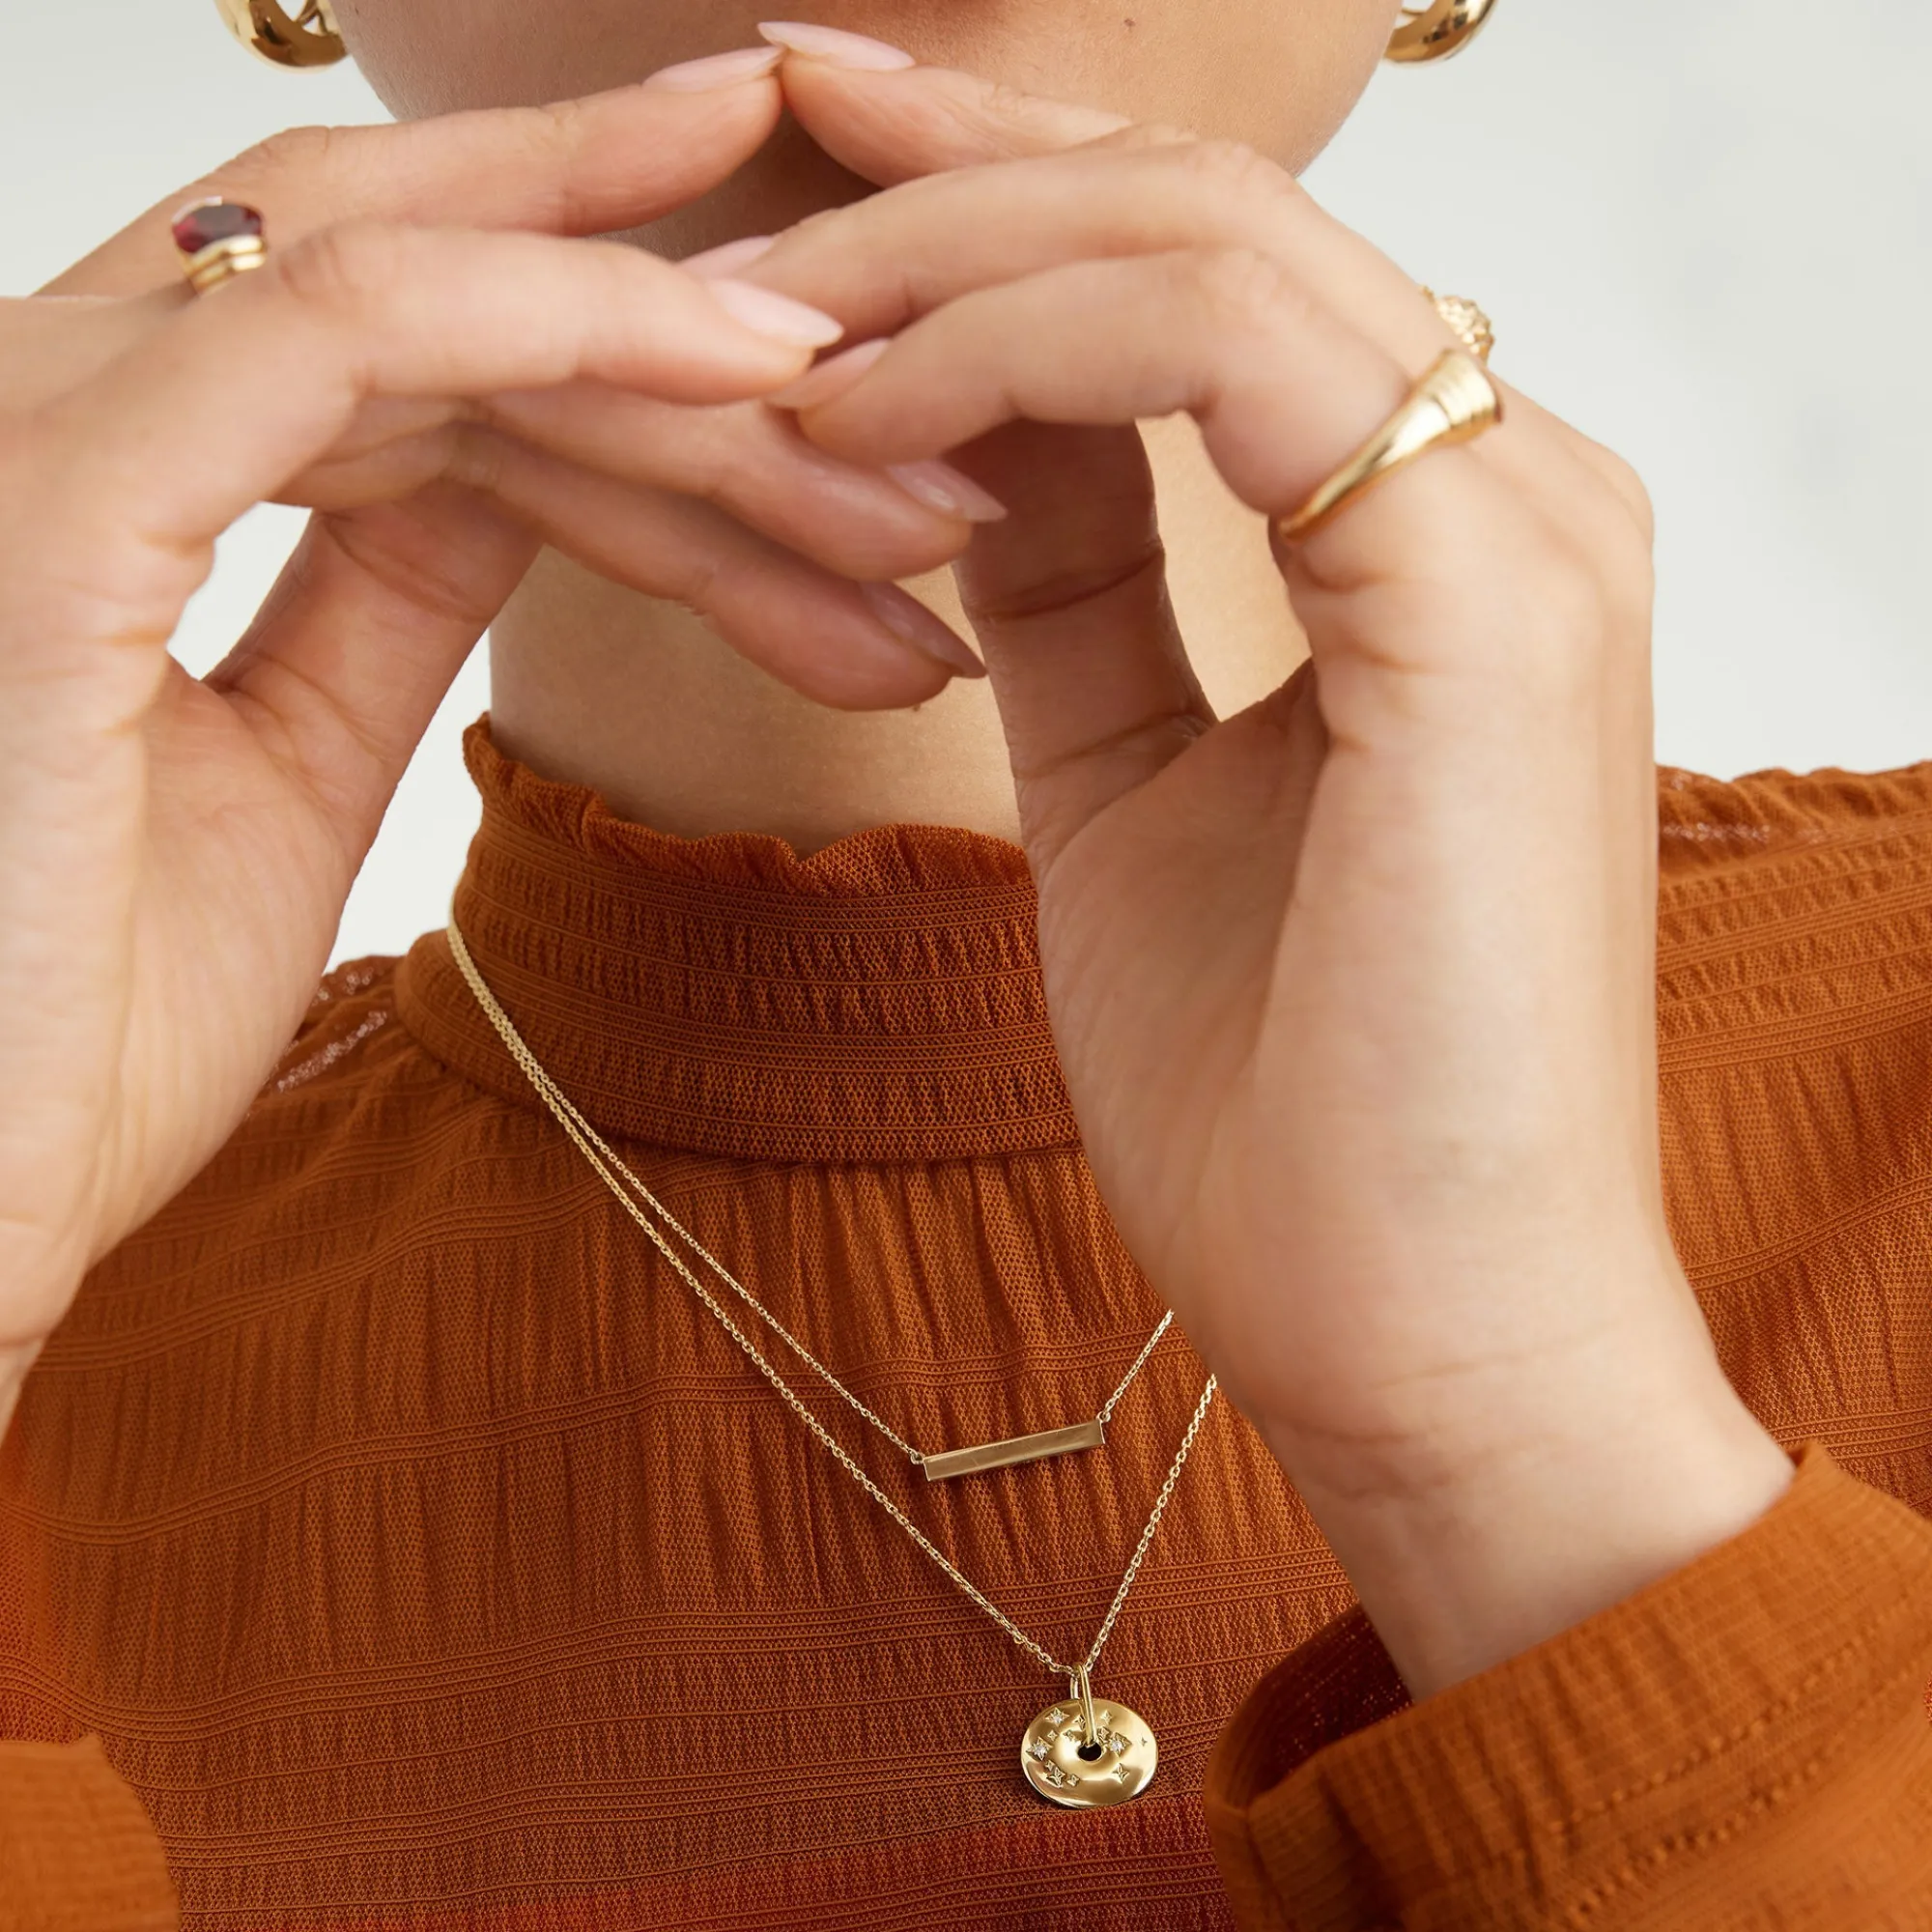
{"left": 171, "top": 199, "right": 268, "bottom": 295}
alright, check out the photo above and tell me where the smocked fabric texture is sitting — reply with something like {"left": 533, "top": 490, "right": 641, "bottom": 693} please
{"left": 3, "top": 721, "right": 1932, "bottom": 1930}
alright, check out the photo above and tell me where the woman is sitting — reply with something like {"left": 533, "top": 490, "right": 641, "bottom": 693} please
{"left": 2, "top": 1, "right": 1928, "bottom": 1924}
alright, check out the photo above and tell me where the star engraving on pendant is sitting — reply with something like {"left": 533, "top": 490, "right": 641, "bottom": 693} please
{"left": 1023, "top": 1690, "right": 1158, "bottom": 1806}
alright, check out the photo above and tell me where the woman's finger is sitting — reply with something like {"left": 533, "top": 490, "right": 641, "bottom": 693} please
{"left": 470, "top": 438, "right": 983, "bottom": 708}
{"left": 43, "top": 55, "right": 787, "bottom": 298}
{"left": 196, "top": 487, "right": 541, "bottom": 868}
{"left": 202, "top": 446, "right": 973, "bottom": 893}
{"left": 22, "top": 224, "right": 835, "bottom": 595}
{"left": 943, "top": 421, "right": 1214, "bottom": 865}
{"left": 750, "top": 120, "right": 1601, "bottom": 516}
{"left": 770, "top": 46, "right": 1590, "bottom": 513}
{"left": 760, "top": 67, "right": 1642, "bottom": 524}
{"left": 0, "top": 293, "right": 185, "bottom": 410}
{"left": 471, "top": 388, "right": 987, "bottom": 582}
{"left": 792, "top": 251, "right": 1454, "bottom": 543}
{"left": 766, "top": 56, "right": 1424, "bottom": 358}
{"left": 4, "top": 219, "right": 979, "bottom": 864}
{"left": 270, "top": 384, "right": 979, "bottom": 586}
{"left": 769, "top": 38, "right": 1137, "bottom": 185}
{"left": 787, "top": 251, "right": 1571, "bottom": 857}
{"left": 756, "top": 138, "right": 1453, "bottom": 374}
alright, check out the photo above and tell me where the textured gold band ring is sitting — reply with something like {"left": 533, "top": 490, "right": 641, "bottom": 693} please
{"left": 1275, "top": 348, "right": 1503, "bottom": 546}
{"left": 172, "top": 198, "right": 270, "bottom": 295}
{"left": 1425, "top": 290, "right": 1495, "bottom": 364}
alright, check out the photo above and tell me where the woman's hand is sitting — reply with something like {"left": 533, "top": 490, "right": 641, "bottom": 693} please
{"left": 747, "top": 50, "right": 1798, "bottom": 1696}
{"left": 0, "top": 65, "right": 988, "bottom": 1433}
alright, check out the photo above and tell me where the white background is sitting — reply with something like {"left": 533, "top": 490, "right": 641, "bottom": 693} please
{"left": 5, "top": 1, "right": 1928, "bottom": 963}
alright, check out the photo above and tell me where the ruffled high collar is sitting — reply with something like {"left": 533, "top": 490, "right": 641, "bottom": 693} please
{"left": 394, "top": 722, "right": 1078, "bottom": 1162}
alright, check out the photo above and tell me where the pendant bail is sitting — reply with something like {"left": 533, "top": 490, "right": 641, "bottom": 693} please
{"left": 1071, "top": 1664, "right": 1100, "bottom": 1752}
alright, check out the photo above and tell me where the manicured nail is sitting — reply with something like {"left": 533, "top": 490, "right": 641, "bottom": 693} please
{"left": 644, "top": 45, "right": 785, "bottom": 92}
{"left": 705, "top": 277, "right": 845, "bottom": 349}
{"left": 860, "top": 582, "right": 987, "bottom": 678}
{"left": 757, "top": 21, "right": 917, "bottom": 69}
{"left": 683, "top": 235, "right": 777, "bottom": 279}
{"left": 769, "top": 337, "right": 890, "bottom": 409}
{"left": 887, "top": 461, "right": 1009, "bottom": 525}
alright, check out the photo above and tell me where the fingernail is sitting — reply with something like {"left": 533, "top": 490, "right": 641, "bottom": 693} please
{"left": 706, "top": 277, "right": 846, "bottom": 349}
{"left": 644, "top": 45, "right": 785, "bottom": 92}
{"left": 683, "top": 235, "right": 777, "bottom": 279}
{"left": 757, "top": 21, "right": 917, "bottom": 69}
{"left": 769, "top": 337, "right": 890, "bottom": 409}
{"left": 887, "top": 461, "right": 1009, "bottom": 525}
{"left": 860, "top": 582, "right": 987, "bottom": 678}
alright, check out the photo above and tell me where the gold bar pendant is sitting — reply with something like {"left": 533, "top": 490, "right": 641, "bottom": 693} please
{"left": 921, "top": 1417, "right": 1106, "bottom": 1482}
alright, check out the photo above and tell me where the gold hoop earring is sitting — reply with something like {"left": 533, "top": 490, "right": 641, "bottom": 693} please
{"left": 213, "top": 0, "right": 347, "bottom": 69}
{"left": 1385, "top": 0, "right": 1499, "bottom": 65}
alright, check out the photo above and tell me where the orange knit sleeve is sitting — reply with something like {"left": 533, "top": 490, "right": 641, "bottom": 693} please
{"left": 1202, "top": 1439, "right": 1932, "bottom": 1928}
{"left": 0, "top": 1735, "right": 176, "bottom": 1930}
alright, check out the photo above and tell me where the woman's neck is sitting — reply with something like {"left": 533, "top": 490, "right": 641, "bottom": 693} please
{"left": 487, "top": 413, "right": 1305, "bottom": 852}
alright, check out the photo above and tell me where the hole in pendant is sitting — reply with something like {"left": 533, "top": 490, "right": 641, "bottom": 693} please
{"left": 1076, "top": 1742, "right": 1105, "bottom": 1762}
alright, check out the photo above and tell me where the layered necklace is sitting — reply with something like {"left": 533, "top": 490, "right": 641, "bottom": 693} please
{"left": 448, "top": 919, "right": 1218, "bottom": 1809}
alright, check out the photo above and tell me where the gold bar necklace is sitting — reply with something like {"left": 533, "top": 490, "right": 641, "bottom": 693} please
{"left": 447, "top": 919, "right": 1217, "bottom": 1806}
{"left": 920, "top": 1416, "right": 1105, "bottom": 1482}
{"left": 442, "top": 924, "right": 1176, "bottom": 1481}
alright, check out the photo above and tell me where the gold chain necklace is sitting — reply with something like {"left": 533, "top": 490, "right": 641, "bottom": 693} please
{"left": 447, "top": 918, "right": 1219, "bottom": 1808}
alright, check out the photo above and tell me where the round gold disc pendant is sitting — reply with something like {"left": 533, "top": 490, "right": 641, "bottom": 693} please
{"left": 1020, "top": 1680, "right": 1157, "bottom": 1809}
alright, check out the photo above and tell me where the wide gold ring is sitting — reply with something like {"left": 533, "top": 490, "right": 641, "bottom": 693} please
{"left": 172, "top": 198, "right": 270, "bottom": 296}
{"left": 1275, "top": 349, "right": 1502, "bottom": 546}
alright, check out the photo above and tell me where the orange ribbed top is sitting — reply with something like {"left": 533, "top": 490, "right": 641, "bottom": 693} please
{"left": 4, "top": 722, "right": 1932, "bottom": 1930}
